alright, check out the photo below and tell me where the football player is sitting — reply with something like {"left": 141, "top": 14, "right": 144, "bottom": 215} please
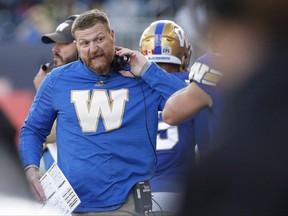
{"left": 162, "top": 52, "right": 222, "bottom": 126}
{"left": 161, "top": 58, "right": 217, "bottom": 125}
{"left": 189, "top": 53, "right": 224, "bottom": 150}
{"left": 140, "top": 20, "right": 211, "bottom": 215}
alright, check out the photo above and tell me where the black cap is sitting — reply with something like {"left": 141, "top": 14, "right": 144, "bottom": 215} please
{"left": 41, "top": 15, "right": 79, "bottom": 44}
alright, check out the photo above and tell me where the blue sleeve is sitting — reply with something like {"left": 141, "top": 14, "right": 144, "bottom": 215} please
{"left": 193, "top": 82, "right": 219, "bottom": 106}
{"left": 194, "top": 108, "right": 211, "bottom": 152}
{"left": 194, "top": 86, "right": 223, "bottom": 153}
{"left": 141, "top": 63, "right": 186, "bottom": 110}
{"left": 19, "top": 72, "right": 57, "bottom": 168}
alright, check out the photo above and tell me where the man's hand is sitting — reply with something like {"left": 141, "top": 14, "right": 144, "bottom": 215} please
{"left": 115, "top": 46, "right": 149, "bottom": 77}
{"left": 34, "top": 63, "right": 51, "bottom": 90}
{"left": 25, "top": 167, "right": 46, "bottom": 204}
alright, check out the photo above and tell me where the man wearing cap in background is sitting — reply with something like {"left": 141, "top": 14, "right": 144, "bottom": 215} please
{"left": 33, "top": 15, "right": 79, "bottom": 171}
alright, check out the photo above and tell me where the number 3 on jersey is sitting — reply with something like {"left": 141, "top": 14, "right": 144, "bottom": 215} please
{"left": 157, "top": 112, "right": 179, "bottom": 150}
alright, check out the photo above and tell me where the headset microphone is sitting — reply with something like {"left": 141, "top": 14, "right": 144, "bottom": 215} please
{"left": 113, "top": 55, "right": 130, "bottom": 71}
{"left": 116, "top": 55, "right": 130, "bottom": 66}
{"left": 41, "top": 62, "right": 53, "bottom": 71}
{"left": 42, "top": 64, "right": 48, "bottom": 71}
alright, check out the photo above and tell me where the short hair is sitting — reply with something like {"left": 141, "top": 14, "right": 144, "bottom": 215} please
{"left": 71, "top": 9, "right": 111, "bottom": 39}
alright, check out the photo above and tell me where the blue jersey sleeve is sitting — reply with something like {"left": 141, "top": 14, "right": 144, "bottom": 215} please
{"left": 141, "top": 63, "right": 186, "bottom": 110}
{"left": 189, "top": 53, "right": 222, "bottom": 105}
{"left": 194, "top": 107, "right": 211, "bottom": 152}
{"left": 19, "top": 71, "right": 58, "bottom": 168}
{"left": 189, "top": 54, "right": 226, "bottom": 155}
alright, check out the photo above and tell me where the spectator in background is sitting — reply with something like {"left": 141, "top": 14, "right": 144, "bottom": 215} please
{"left": 44, "top": 0, "right": 88, "bottom": 22}
{"left": 14, "top": 4, "right": 54, "bottom": 44}
{"left": 33, "top": 15, "right": 79, "bottom": 171}
{"left": 102, "top": 0, "right": 142, "bottom": 18}
{"left": 14, "top": 1, "right": 88, "bottom": 44}
{"left": 179, "top": 0, "right": 288, "bottom": 215}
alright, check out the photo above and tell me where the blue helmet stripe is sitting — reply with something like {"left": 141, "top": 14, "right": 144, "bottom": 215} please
{"left": 154, "top": 22, "right": 165, "bottom": 54}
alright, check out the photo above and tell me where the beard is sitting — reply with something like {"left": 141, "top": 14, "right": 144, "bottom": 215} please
{"left": 54, "top": 52, "right": 78, "bottom": 67}
{"left": 64, "top": 52, "right": 78, "bottom": 64}
{"left": 53, "top": 53, "right": 64, "bottom": 67}
{"left": 84, "top": 49, "right": 114, "bottom": 75}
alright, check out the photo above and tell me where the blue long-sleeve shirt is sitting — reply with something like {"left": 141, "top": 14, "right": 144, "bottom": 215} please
{"left": 19, "top": 60, "right": 185, "bottom": 212}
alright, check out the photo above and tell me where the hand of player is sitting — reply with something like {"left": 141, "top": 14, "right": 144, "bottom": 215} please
{"left": 115, "top": 46, "right": 149, "bottom": 77}
{"left": 25, "top": 167, "right": 46, "bottom": 204}
{"left": 34, "top": 63, "right": 52, "bottom": 90}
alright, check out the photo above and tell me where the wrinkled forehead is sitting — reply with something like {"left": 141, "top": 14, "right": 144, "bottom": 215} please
{"left": 74, "top": 23, "right": 111, "bottom": 40}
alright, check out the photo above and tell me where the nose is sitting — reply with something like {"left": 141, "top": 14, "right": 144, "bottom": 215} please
{"left": 89, "top": 41, "right": 99, "bottom": 53}
{"left": 52, "top": 43, "right": 61, "bottom": 52}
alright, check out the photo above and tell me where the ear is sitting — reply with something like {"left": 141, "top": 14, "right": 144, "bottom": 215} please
{"left": 73, "top": 40, "right": 77, "bottom": 47}
{"left": 110, "top": 29, "right": 115, "bottom": 41}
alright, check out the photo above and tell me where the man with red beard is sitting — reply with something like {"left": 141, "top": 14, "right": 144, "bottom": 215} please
{"left": 19, "top": 9, "right": 186, "bottom": 215}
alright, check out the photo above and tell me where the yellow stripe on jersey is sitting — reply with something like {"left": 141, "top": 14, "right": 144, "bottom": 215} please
{"left": 203, "top": 72, "right": 221, "bottom": 84}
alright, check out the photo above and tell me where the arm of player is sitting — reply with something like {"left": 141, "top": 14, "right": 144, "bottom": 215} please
{"left": 162, "top": 82, "right": 212, "bottom": 125}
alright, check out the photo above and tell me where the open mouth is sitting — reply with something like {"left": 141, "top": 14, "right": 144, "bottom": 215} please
{"left": 91, "top": 55, "right": 103, "bottom": 60}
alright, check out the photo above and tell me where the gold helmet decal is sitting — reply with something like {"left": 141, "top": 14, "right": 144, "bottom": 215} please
{"left": 140, "top": 20, "right": 192, "bottom": 71}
